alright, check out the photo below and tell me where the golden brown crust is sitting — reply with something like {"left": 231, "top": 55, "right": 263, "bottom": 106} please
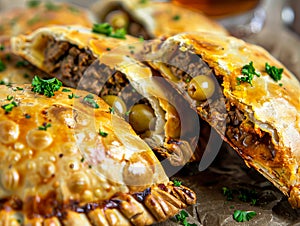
{"left": 146, "top": 32, "right": 300, "bottom": 208}
{"left": 0, "top": 2, "right": 94, "bottom": 37}
{"left": 0, "top": 84, "right": 196, "bottom": 224}
{"left": 92, "top": 0, "right": 228, "bottom": 38}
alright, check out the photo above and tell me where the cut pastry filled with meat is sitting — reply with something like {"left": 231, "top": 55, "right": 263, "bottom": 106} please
{"left": 142, "top": 32, "right": 300, "bottom": 208}
{"left": 0, "top": 83, "right": 196, "bottom": 225}
{"left": 11, "top": 26, "right": 210, "bottom": 166}
{"left": 92, "top": 0, "right": 228, "bottom": 39}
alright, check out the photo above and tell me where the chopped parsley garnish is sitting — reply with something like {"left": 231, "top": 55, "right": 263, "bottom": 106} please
{"left": 0, "top": 60, "right": 6, "bottom": 72}
{"left": 92, "top": 23, "right": 127, "bottom": 39}
{"left": 16, "top": 60, "right": 29, "bottom": 67}
{"left": 175, "top": 210, "right": 196, "bottom": 226}
{"left": 83, "top": 94, "right": 99, "bottom": 108}
{"left": 237, "top": 61, "right": 260, "bottom": 86}
{"left": 110, "top": 28, "right": 127, "bottom": 39}
{"left": 109, "top": 107, "right": 115, "bottom": 114}
{"left": 24, "top": 73, "right": 30, "bottom": 78}
{"left": 38, "top": 123, "right": 51, "bottom": 131}
{"left": 5, "top": 54, "right": 11, "bottom": 61}
{"left": 81, "top": 157, "right": 85, "bottom": 162}
{"left": 68, "top": 93, "right": 80, "bottom": 99}
{"left": 1, "top": 101, "right": 17, "bottom": 113}
{"left": 7, "top": 95, "right": 13, "bottom": 101}
{"left": 172, "top": 15, "right": 181, "bottom": 21}
{"left": 233, "top": 210, "right": 256, "bottom": 222}
{"left": 106, "top": 47, "right": 111, "bottom": 51}
{"left": 99, "top": 130, "right": 108, "bottom": 137}
{"left": 222, "top": 187, "right": 234, "bottom": 201}
{"left": 45, "top": 1, "right": 61, "bottom": 11}
{"left": 173, "top": 179, "right": 182, "bottom": 187}
{"left": 0, "top": 80, "right": 11, "bottom": 86}
{"left": 68, "top": 6, "right": 80, "bottom": 13}
{"left": 31, "top": 76, "right": 62, "bottom": 97}
{"left": 16, "top": 87, "right": 23, "bottom": 91}
{"left": 125, "top": 110, "right": 131, "bottom": 116}
{"left": 27, "top": 0, "right": 41, "bottom": 8}
{"left": 0, "top": 45, "right": 4, "bottom": 51}
{"left": 222, "top": 186, "right": 258, "bottom": 205}
{"left": 27, "top": 16, "right": 40, "bottom": 25}
{"left": 139, "top": 36, "right": 144, "bottom": 42}
{"left": 265, "top": 62, "right": 283, "bottom": 82}
{"left": 62, "top": 88, "right": 71, "bottom": 92}
{"left": 139, "top": 0, "right": 148, "bottom": 3}
{"left": 25, "top": 113, "right": 31, "bottom": 119}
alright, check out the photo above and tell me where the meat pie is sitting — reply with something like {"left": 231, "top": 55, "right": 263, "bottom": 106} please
{"left": 142, "top": 32, "right": 300, "bottom": 208}
{"left": 0, "top": 83, "right": 196, "bottom": 225}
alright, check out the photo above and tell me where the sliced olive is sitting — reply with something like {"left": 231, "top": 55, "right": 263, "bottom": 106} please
{"left": 129, "top": 104, "right": 155, "bottom": 134}
{"left": 187, "top": 75, "right": 215, "bottom": 101}
{"left": 102, "top": 95, "right": 127, "bottom": 115}
{"left": 105, "top": 10, "right": 129, "bottom": 29}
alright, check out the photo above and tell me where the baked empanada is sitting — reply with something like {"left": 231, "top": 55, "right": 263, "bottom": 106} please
{"left": 0, "top": 83, "right": 196, "bottom": 225}
{"left": 142, "top": 32, "right": 300, "bottom": 208}
{"left": 11, "top": 25, "right": 207, "bottom": 166}
{"left": 0, "top": 1, "right": 94, "bottom": 36}
{"left": 92, "top": 0, "right": 228, "bottom": 39}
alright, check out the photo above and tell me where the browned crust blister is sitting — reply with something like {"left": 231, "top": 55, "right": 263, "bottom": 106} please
{"left": 0, "top": 85, "right": 196, "bottom": 225}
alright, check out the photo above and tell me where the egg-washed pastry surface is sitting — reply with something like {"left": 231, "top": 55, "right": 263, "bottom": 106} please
{"left": 0, "top": 83, "right": 196, "bottom": 225}
{"left": 141, "top": 32, "right": 300, "bottom": 208}
{"left": 11, "top": 25, "right": 138, "bottom": 88}
{"left": 0, "top": 1, "right": 94, "bottom": 37}
{"left": 11, "top": 25, "right": 206, "bottom": 166}
{"left": 92, "top": 0, "right": 228, "bottom": 39}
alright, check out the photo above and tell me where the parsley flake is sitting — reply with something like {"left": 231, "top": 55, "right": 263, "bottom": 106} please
{"left": 62, "top": 88, "right": 71, "bottom": 92}
{"left": 0, "top": 60, "right": 6, "bottom": 72}
{"left": 92, "top": 23, "right": 127, "bottom": 39}
{"left": 38, "top": 123, "right": 51, "bottom": 131}
{"left": 0, "top": 45, "right": 4, "bottom": 51}
{"left": 99, "top": 130, "right": 108, "bottom": 137}
{"left": 172, "top": 15, "right": 181, "bottom": 21}
{"left": 31, "top": 76, "right": 62, "bottom": 97}
{"left": 1, "top": 101, "right": 17, "bottom": 113}
{"left": 109, "top": 107, "right": 115, "bottom": 114}
{"left": 175, "top": 210, "right": 196, "bottom": 226}
{"left": 83, "top": 94, "right": 99, "bottom": 108}
{"left": 233, "top": 210, "right": 256, "bottom": 222}
{"left": 265, "top": 62, "right": 283, "bottom": 82}
{"left": 7, "top": 95, "right": 13, "bottom": 101}
{"left": 237, "top": 61, "right": 260, "bottom": 86}
{"left": 45, "top": 1, "right": 61, "bottom": 11}
{"left": 173, "top": 179, "right": 182, "bottom": 187}
{"left": 27, "top": 0, "right": 41, "bottom": 8}
{"left": 68, "top": 93, "right": 80, "bottom": 99}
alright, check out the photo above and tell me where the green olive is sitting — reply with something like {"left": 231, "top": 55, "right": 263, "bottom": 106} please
{"left": 105, "top": 10, "right": 129, "bottom": 29}
{"left": 187, "top": 75, "right": 215, "bottom": 101}
{"left": 102, "top": 95, "right": 127, "bottom": 115}
{"left": 129, "top": 104, "right": 156, "bottom": 134}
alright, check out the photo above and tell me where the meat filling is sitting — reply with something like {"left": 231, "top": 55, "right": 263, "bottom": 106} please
{"left": 150, "top": 46, "right": 278, "bottom": 163}
{"left": 43, "top": 37, "right": 97, "bottom": 88}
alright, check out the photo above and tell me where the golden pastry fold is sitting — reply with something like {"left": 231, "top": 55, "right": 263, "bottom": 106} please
{"left": 141, "top": 32, "right": 300, "bottom": 208}
{"left": 0, "top": 83, "right": 196, "bottom": 225}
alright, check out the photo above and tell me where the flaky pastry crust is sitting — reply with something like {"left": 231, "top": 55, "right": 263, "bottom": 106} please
{"left": 0, "top": 84, "right": 196, "bottom": 225}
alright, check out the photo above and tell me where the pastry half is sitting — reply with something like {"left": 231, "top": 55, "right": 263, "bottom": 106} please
{"left": 11, "top": 25, "right": 138, "bottom": 88}
{"left": 142, "top": 32, "right": 300, "bottom": 208}
{"left": 92, "top": 0, "right": 228, "bottom": 39}
{"left": 0, "top": 83, "right": 196, "bottom": 225}
{"left": 11, "top": 25, "right": 206, "bottom": 166}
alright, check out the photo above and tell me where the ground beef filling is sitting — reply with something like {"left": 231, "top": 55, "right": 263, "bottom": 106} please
{"left": 153, "top": 46, "right": 278, "bottom": 162}
{"left": 43, "top": 37, "right": 97, "bottom": 88}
